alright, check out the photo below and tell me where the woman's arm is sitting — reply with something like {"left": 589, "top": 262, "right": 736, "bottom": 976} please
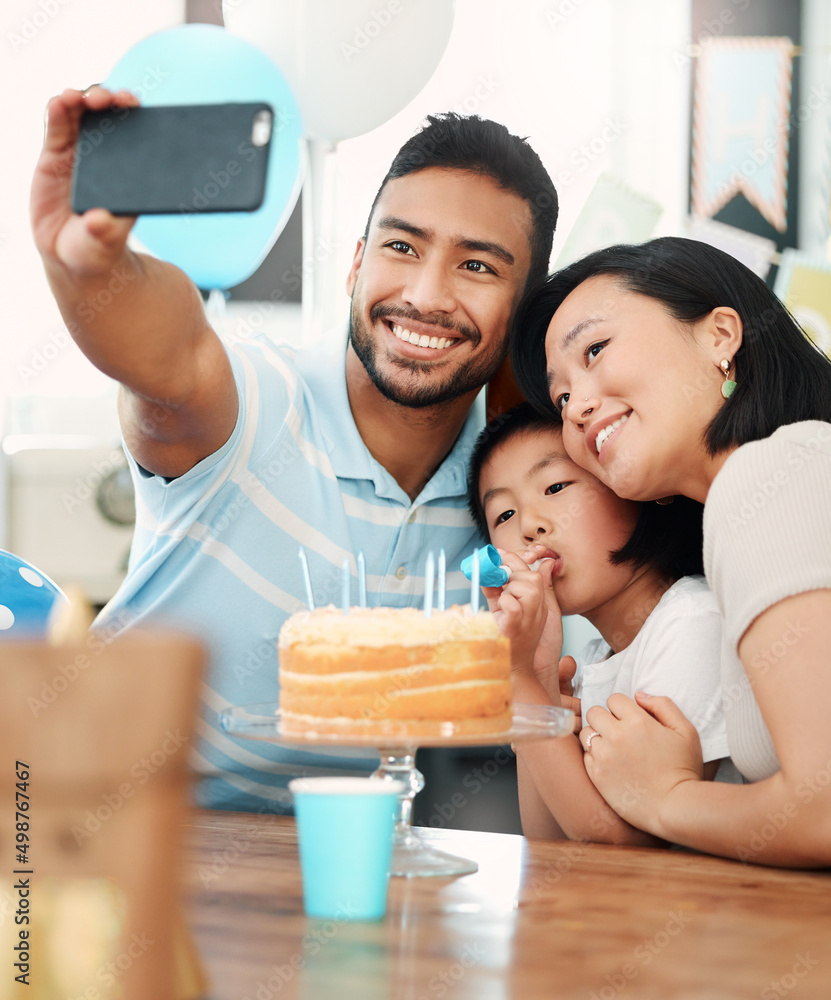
{"left": 513, "top": 673, "right": 663, "bottom": 846}
{"left": 585, "top": 590, "right": 831, "bottom": 867}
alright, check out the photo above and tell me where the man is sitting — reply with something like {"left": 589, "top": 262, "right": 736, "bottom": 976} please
{"left": 31, "top": 85, "right": 558, "bottom": 811}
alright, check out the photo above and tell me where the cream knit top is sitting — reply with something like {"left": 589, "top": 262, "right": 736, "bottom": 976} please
{"left": 703, "top": 421, "right": 831, "bottom": 781}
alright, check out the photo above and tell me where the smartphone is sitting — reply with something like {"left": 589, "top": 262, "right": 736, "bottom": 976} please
{"left": 70, "top": 102, "right": 274, "bottom": 216}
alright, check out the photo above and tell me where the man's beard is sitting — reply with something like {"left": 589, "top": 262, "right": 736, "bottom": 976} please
{"left": 349, "top": 302, "right": 508, "bottom": 409}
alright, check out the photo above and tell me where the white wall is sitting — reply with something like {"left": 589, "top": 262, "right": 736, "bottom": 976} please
{"left": 799, "top": 0, "right": 831, "bottom": 256}
{"left": 1, "top": 0, "right": 695, "bottom": 414}
{"left": 5, "top": 0, "right": 826, "bottom": 623}
{"left": 0, "top": 0, "right": 185, "bottom": 413}
{"left": 329, "top": 0, "right": 692, "bottom": 330}
{"left": 0, "top": 0, "right": 699, "bottom": 624}
{"left": 5, "top": 0, "right": 830, "bottom": 408}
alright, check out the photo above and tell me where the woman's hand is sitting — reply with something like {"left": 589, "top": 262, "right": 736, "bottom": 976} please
{"left": 580, "top": 691, "right": 704, "bottom": 838}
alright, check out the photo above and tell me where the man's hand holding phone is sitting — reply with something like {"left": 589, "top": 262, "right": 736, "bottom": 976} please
{"left": 31, "top": 85, "right": 139, "bottom": 281}
{"left": 30, "top": 85, "right": 239, "bottom": 482}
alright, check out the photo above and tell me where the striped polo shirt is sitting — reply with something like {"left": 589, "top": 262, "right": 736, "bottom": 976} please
{"left": 96, "top": 326, "right": 486, "bottom": 812}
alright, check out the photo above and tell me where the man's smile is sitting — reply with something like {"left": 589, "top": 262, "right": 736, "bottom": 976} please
{"left": 390, "top": 322, "right": 457, "bottom": 351}
{"left": 377, "top": 312, "right": 473, "bottom": 358}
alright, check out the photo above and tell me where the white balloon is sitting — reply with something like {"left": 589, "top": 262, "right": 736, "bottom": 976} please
{"left": 224, "top": 0, "right": 455, "bottom": 142}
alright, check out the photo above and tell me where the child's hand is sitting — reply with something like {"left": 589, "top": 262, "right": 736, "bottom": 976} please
{"left": 483, "top": 551, "right": 563, "bottom": 689}
{"left": 558, "top": 655, "right": 582, "bottom": 731}
{"left": 482, "top": 551, "right": 541, "bottom": 660}
{"left": 528, "top": 559, "right": 564, "bottom": 699}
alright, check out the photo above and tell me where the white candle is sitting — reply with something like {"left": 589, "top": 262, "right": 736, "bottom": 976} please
{"left": 438, "top": 548, "right": 446, "bottom": 612}
{"left": 341, "top": 557, "right": 350, "bottom": 614}
{"left": 470, "top": 548, "right": 480, "bottom": 614}
{"left": 357, "top": 551, "right": 367, "bottom": 608}
{"left": 298, "top": 547, "right": 315, "bottom": 610}
{"left": 424, "top": 551, "right": 435, "bottom": 619}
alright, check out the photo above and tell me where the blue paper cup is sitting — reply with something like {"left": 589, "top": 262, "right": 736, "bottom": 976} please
{"left": 289, "top": 777, "right": 403, "bottom": 921}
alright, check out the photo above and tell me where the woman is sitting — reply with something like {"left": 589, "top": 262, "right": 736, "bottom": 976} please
{"left": 511, "top": 237, "right": 831, "bottom": 867}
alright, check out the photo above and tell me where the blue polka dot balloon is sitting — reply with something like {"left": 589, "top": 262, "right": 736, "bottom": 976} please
{"left": 0, "top": 550, "right": 69, "bottom": 639}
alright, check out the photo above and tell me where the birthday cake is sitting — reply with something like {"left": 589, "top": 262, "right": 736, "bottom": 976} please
{"left": 277, "top": 605, "right": 512, "bottom": 737}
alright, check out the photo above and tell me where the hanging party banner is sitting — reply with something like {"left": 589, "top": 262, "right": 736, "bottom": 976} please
{"left": 685, "top": 216, "right": 778, "bottom": 279}
{"left": 555, "top": 174, "right": 662, "bottom": 268}
{"left": 774, "top": 250, "right": 831, "bottom": 358}
{"left": 692, "top": 37, "right": 793, "bottom": 233}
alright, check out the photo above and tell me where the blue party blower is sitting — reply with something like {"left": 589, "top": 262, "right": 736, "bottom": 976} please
{"left": 460, "top": 545, "right": 510, "bottom": 587}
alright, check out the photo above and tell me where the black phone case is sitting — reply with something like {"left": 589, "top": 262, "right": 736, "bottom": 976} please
{"left": 70, "top": 103, "right": 273, "bottom": 216}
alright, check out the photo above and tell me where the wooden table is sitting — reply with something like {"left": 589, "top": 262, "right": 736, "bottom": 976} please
{"left": 183, "top": 811, "right": 831, "bottom": 1000}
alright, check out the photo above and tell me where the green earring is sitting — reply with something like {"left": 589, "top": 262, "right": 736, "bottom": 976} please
{"left": 720, "top": 359, "right": 737, "bottom": 399}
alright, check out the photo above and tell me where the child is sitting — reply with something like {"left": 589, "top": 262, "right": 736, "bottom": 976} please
{"left": 467, "top": 403, "right": 729, "bottom": 844}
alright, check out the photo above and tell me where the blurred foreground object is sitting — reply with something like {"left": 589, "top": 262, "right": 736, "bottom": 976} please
{"left": 46, "top": 584, "right": 95, "bottom": 646}
{"left": 0, "top": 626, "right": 207, "bottom": 999}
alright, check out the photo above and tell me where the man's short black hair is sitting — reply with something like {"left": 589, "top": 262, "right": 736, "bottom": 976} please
{"left": 365, "top": 113, "right": 558, "bottom": 293}
{"left": 467, "top": 403, "right": 705, "bottom": 580}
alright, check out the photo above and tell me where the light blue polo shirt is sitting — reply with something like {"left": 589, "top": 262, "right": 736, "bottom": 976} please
{"left": 96, "top": 327, "right": 486, "bottom": 812}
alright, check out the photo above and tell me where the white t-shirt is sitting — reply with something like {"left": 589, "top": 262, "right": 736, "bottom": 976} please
{"left": 573, "top": 576, "right": 729, "bottom": 764}
{"left": 703, "top": 420, "right": 831, "bottom": 782}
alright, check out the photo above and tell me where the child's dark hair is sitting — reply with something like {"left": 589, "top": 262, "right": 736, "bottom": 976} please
{"left": 467, "top": 403, "right": 557, "bottom": 535}
{"left": 467, "top": 403, "right": 704, "bottom": 580}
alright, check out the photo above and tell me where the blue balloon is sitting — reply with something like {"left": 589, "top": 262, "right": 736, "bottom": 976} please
{"left": 105, "top": 24, "right": 304, "bottom": 290}
{"left": 0, "top": 550, "right": 69, "bottom": 639}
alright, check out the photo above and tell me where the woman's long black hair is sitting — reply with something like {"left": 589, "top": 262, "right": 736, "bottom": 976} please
{"left": 511, "top": 237, "right": 831, "bottom": 453}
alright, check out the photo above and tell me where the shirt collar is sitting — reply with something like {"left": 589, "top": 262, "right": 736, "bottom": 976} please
{"left": 295, "top": 327, "right": 485, "bottom": 503}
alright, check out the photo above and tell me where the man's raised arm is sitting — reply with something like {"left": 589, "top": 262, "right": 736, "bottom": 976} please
{"left": 31, "top": 86, "right": 237, "bottom": 479}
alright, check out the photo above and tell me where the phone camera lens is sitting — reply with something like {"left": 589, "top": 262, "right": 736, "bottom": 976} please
{"left": 251, "top": 110, "right": 273, "bottom": 147}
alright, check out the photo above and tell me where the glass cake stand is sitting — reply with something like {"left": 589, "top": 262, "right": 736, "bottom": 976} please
{"left": 220, "top": 702, "right": 574, "bottom": 878}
